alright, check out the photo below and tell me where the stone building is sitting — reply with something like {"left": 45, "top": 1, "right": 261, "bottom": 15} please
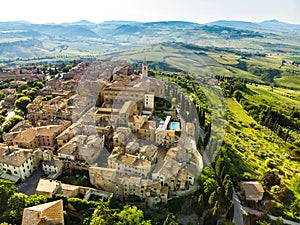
{"left": 35, "top": 178, "right": 62, "bottom": 198}
{"left": 27, "top": 95, "right": 75, "bottom": 125}
{"left": 12, "top": 125, "right": 65, "bottom": 151}
{"left": 240, "top": 181, "right": 265, "bottom": 202}
{"left": 21, "top": 200, "right": 64, "bottom": 225}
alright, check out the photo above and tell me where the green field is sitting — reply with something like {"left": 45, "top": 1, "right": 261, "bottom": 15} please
{"left": 207, "top": 52, "right": 240, "bottom": 65}
{"left": 287, "top": 56, "right": 300, "bottom": 61}
{"left": 225, "top": 97, "right": 300, "bottom": 188}
{"left": 242, "top": 84, "right": 300, "bottom": 114}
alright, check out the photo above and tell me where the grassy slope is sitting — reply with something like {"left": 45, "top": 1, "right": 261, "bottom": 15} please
{"left": 107, "top": 44, "right": 299, "bottom": 88}
{"left": 225, "top": 97, "right": 300, "bottom": 191}
{"left": 242, "top": 84, "right": 300, "bottom": 115}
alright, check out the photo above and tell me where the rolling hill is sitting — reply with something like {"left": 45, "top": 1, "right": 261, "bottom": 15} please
{"left": 0, "top": 19, "right": 299, "bottom": 61}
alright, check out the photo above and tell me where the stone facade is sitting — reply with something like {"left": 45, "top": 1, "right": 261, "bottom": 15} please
{"left": 22, "top": 200, "right": 64, "bottom": 225}
{"left": 12, "top": 125, "right": 65, "bottom": 151}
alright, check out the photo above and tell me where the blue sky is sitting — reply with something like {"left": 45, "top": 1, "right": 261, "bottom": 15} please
{"left": 2, "top": 0, "right": 299, "bottom": 24}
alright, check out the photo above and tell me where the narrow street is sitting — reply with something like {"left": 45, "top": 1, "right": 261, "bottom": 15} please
{"left": 18, "top": 167, "right": 43, "bottom": 196}
{"left": 233, "top": 188, "right": 244, "bottom": 225}
{"left": 268, "top": 215, "right": 300, "bottom": 225}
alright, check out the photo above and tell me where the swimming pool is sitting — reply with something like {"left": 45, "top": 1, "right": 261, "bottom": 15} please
{"left": 170, "top": 122, "right": 180, "bottom": 131}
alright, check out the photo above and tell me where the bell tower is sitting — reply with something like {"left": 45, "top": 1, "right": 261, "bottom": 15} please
{"left": 142, "top": 57, "right": 148, "bottom": 77}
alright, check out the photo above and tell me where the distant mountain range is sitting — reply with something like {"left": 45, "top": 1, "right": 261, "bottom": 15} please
{"left": 206, "top": 19, "right": 300, "bottom": 32}
{"left": 0, "top": 19, "right": 299, "bottom": 37}
{"left": 0, "top": 19, "right": 299, "bottom": 61}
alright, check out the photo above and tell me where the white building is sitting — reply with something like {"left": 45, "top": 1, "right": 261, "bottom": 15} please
{"left": 0, "top": 148, "right": 35, "bottom": 181}
{"left": 42, "top": 159, "right": 63, "bottom": 178}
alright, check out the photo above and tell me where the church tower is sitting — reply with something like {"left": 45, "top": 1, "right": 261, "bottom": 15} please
{"left": 142, "top": 57, "right": 148, "bottom": 77}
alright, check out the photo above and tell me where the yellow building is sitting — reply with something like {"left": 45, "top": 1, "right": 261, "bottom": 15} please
{"left": 155, "top": 130, "right": 175, "bottom": 148}
{"left": 13, "top": 125, "right": 65, "bottom": 151}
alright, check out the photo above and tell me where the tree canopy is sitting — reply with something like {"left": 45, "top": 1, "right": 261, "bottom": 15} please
{"left": 3, "top": 115, "right": 24, "bottom": 133}
{"left": 14, "top": 96, "right": 31, "bottom": 112}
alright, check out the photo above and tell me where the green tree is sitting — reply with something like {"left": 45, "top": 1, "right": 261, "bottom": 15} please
{"left": 0, "top": 115, "right": 5, "bottom": 125}
{"left": 116, "top": 205, "right": 151, "bottom": 225}
{"left": 34, "top": 82, "right": 43, "bottom": 89}
{"left": 197, "top": 194, "right": 205, "bottom": 217}
{"left": 208, "top": 191, "right": 216, "bottom": 206}
{"left": 22, "top": 89, "right": 38, "bottom": 101}
{"left": 262, "top": 171, "right": 280, "bottom": 190}
{"left": 0, "top": 180, "right": 16, "bottom": 213}
{"left": 215, "top": 154, "right": 225, "bottom": 179}
{"left": 222, "top": 174, "right": 233, "bottom": 200}
{"left": 3, "top": 115, "right": 24, "bottom": 132}
{"left": 0, "top": 108, "right": 8, "bottom": 116}
{"left": 163, "top": 212, "right": 179, "bottom": 225}
{"left": 14, "top": 96, "right": 31, "bottom": 112}
{"left": 3, "top": 193, "right": 27, "bottom": 225}
{"left": 8, "top": 192, "right": 27, "bottom": 209}
{"left": 291, "top": 199, "right": 300, "bottom": 219}
{"left": 0, "top": 91, "right": 5, "bottom": 100}
{"left": 276, "top": 216, "right": 285, "bottom": 225}
{"left": 25, "top": 194, "right": 47, "bottom": 207}
{"left": 226, "top": 201, "right": 234, "bottom": 221}
{"left": 233, "top": 90, "right": 243, "bottom": 102}
{"left": 17, "top": 84, "right": 29, "bottom": 93}
{"left": 203, "top": 178, "right": 218, "bottom": 200}
{"left": 90, "top": 199, "right": 115, "bottom": 225}
{"left": 204, "top": 201, "right": 219, "bottom": 225}
{"left": 42, "top": 95, "right": 54, "bottom": 101}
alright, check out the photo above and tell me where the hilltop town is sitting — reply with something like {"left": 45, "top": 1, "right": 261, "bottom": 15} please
{"left": 0, "top": 51, "right": 299, "bottom": 225}
{"left": 0, "top": 59, "right": 203, "bottom": 210}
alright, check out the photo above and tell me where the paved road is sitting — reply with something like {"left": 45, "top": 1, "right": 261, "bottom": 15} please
{"left": 242, "top": 206, "right": 263, "bottom": 216}
{"left": 175, "top": 184, "right": 199, "bottom": 197}
{"left": 18, "top": 168, "right": 43, "bottom": 196}
{"left": 268, "top": 215, "right": 300, "bottom": 225}
{"left": 233, "top": 189, "right": 244, "bottom": 225}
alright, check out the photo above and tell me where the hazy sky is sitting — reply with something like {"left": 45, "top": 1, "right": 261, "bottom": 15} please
{"left": 1, "top": 0, "right": 299, "bottom": 24}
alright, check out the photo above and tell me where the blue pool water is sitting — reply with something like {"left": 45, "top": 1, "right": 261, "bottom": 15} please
{"left": 170, "top": 122, "right": 180, "bottom": 131}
